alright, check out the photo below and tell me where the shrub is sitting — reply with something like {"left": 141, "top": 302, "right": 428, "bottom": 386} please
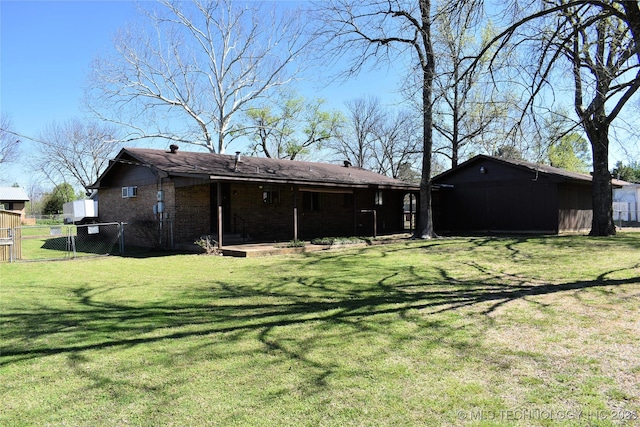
{"left": 276, "top": 240, "right": 306, "bottom": 248}
{"left": 311, "top": 236, "right": 368, "bottom": 245}
{"left": 194, "top": 235, "right": 221, "bottom": 255}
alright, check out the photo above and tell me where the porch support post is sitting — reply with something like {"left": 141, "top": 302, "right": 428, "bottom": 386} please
{"left": 373, "top": 210, "right": 377, "bottom": 238}
{"left": 217, "top": 181, "right": 223, "bottom": 249}
{"left": 293, "top": 186, "right": 298, "bottom": 241}
{"left": 410, "top": 193, "right": 414, "bottom": 232}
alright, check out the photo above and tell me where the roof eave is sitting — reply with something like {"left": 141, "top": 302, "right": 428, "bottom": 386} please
{"left": 204, "top": 173, "right": 417, "bottom": 190}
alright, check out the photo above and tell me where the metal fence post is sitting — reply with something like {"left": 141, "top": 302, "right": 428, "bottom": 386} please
{"left": 71, "top": 226, "right": 77, "bottom": 259}
{"left": 119, "top": 222, "right": 125, "bottom": 256}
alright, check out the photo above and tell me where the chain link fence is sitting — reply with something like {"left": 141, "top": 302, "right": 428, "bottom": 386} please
{"left": 614, "top": 208, "right": 640, "bottom": 229}
{"left": 12, "top": 222, "right": 124, "bottom": 262}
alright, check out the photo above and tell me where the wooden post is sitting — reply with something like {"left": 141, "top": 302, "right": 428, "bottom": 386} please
{"left": 293, "top": 186, "right": 298, "bottom": 241}
{"left": 373, "top": 209, "right": 377, "bottom": 238}
{"left": 410, "top": 193, "right": 414, "bottom": 232}
{"left": 217, "top": 182, "right": 223, "bottom": 249}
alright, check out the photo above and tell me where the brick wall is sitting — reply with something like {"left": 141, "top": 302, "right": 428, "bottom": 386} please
{"left": 99, "top": 176, "right": 409, "bottom": 247}
{"left": 98, "top": 182, "right": 175, "bottom": 247}
{"left": 298, "top": 192, "right": 355, "bottom": 239}
{"left": 229, "top": 183, "right": 295, "bottom": 241}
{"left": 174, "top": 183, "right": 211, "bottom": 243}
{"left": 227, "top": 185, "right": 404, "bottom": 241}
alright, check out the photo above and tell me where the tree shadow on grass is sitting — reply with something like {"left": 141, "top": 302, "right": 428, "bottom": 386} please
{"left": 2, "top": 256, "right": 638, "bottom": 366}
{"left": 3, "top": 236, "right": 639, "bottom": 419}
{"left": 2, "top": 254, "right": 638, "bottom": 408}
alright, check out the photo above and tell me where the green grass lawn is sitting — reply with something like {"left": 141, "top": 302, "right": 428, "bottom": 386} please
{"left": 1, "top": 235, "right": 639, "bottom": 426}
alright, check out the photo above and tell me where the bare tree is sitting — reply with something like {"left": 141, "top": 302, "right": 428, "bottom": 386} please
{"left": 328, "top": 96, "right": 421, "bottom": 179}
{"left": 328, "top": 96, "right": 384, "bottom": 168}
{"left": 432, "top": 6, "right": 518, "bottom": 167}
{"left": 0, "top": 114, "right": 20, "bottom": 165}
{"left": 245, "top": 90, "right": 344, "bottom": 160}
{"left": 370, "top": 109, "right": 421, "bottom": 179}
{"left": 479, "top": 0, "right": 640, "bottom": 235}
{"left": 312, "top": 0, "right": 444, "bottom": 238}
{"left": 33, "top": 119, "right": 121, "bottom": 194}
{"left": 87, "top": 0, "right": 309, "bottom": 154}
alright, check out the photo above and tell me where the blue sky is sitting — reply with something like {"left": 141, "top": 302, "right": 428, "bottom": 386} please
{"left": 1, "top": 1, "right": 138, "bottom": 135}
{"left": 1, "top": 1, "right": 139, "bottom": 187}
{"left": 1, "top": 1, "right": 636, "bottom": 190}
{"left": 0, "top": 0, "right": 401, "bottom": 189}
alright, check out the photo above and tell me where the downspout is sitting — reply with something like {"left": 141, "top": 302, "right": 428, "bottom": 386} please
{"left": 153, "top": 168, "right": 170, "bottom": 248}
{"left": 157, "top": 177, "right": 164, "bottom": 247}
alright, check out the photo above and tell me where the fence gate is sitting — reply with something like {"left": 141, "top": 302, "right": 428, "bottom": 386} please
{"left": 4, "top": 222, "right": 125, "bottom": 262}
{"left": 1, "top": 210, "right": 22, "bottom": 262}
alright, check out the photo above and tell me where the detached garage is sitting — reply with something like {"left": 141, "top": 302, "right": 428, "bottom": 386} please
{"left": 432, "top": 155, "right": 618, "bottom": 235}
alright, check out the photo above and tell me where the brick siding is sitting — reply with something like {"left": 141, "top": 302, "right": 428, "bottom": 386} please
{"left": 229, "top": 183, "right": 295, "bottom": 241}
{"left": 99, "top": 178, "right": 408, "bottom": 247}
{"left": 174, "top": 183, "right": 211, "bottom": 243}
{"left": 98, "top": 182, "right": 175, "bottom": 247}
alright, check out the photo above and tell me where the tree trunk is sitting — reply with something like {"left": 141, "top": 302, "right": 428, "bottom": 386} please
{"left": 416, "top": 124, "right": 435, "bottom": 238}
{"left": 586, "top": 121, "right": 616, "bottom": 236}
{"left": 414, "top": 0, "right": 436, "bottom": 239}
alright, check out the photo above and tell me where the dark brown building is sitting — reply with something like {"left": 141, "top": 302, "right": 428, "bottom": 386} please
{"left": 90, "top": 148, "right": 419, "bottom": 247}
{"left": 432, "top": 155, "right": 617, "bottom": 234}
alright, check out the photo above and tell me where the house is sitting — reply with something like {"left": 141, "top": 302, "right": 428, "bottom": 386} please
{"left": 613, "top": 182, "right": 640, "bottom": 223}
{"left": 431, "top": 155, "right": 623, "bottom": 234}
{"left": 0, "top": 187, "right": 30, "bottom": 223}
{"left": 90, "top": 147, "right": 419, "bottom": 248}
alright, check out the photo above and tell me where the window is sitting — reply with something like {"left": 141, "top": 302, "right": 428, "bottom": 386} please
{"left": 303, "top": 192, "right": 321, "bottom": 211}
{"left": 375, "top": 191, "right": 384, "bottom": 206}
{"left": 122, "top": 186, "right": 138, "bottom": 198}
{"left": 262, "top": 185, "right": 280, "bottom": 204}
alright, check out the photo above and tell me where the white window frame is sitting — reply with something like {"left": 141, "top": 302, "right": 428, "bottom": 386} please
{"left": 122, "top": 186, "right": 138, "bottom": 198}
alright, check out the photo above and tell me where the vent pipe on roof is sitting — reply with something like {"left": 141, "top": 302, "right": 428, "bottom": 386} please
{"left": 169, "top": 144, "right": 179, "bottom": 154}
{"left": 234, "top": 151, "right": 241, "bottom": 171}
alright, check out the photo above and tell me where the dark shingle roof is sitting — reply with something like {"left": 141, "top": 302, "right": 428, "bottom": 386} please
{"left": 96, "top": 148, "right": 418, "bottom": 190}
{"left": 434, "top": 154, "right": 626, "bottom": 186}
